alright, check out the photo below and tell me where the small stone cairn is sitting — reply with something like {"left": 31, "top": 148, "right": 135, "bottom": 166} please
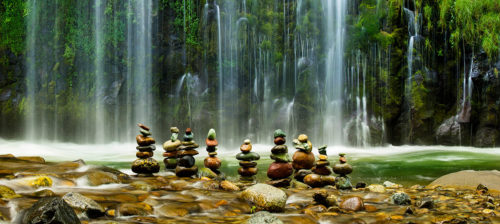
{"left": 236, "top": 139, "right": 260, "bottom": 182}
{"left": 175, "top": 128, "right": 199, "bottom": 177}
{"left": 304, "top": 145, "right": 335, "bottom": 187}
{"left": 333, "top": 153, "right": 353, "bottom": 190}
{"left": 162, "top": 127, "right": 181, "bottom": 170}
{"left": 204, "top": 128, "right": 222, "bottom": 174}
{"left": 131, "top": 123, "right": 160, "bottom": 175}
{"left": 267, "top": 129, "right": 293, "bottom": 187}
{"left": 291, "top": 134, "right": 316, "bottom": 182}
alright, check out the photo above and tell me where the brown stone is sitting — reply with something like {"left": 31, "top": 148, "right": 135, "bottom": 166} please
{"left": 292, "top": 151, "right": 316, "bottom": 170}
{"left": 239, "top": 161, "right": 257, "bottom": 168}
{"left": 136, "top": 135, "right": 155, "bottom": 146}
{"left": 340, "top": 196, "right": 364, "bottom": 211}
{"left": 238, "top": 167, "right": 258, "bottom": 176}
{"left": 312, "top": 166, "right": 332, "bottom": 175}
{"left": 267, "top": 178, "right": 291, "bottom": 187}
{"left": 315, "top": 160, "right": 330, "bottom": 167}
{"left": 163, "top": 151, "right": 177, "bottom": 158}
{"left": 240, "top": 143, "right": 252, "bottom": 153}
{"left": 274, "top": 137, "right": 286, "bottom": 145}
{"left": 304, "top": 174, "right": 335, "bottom": 188}
{"left": 118, "top": 202, "right": 153, "bottom": 216}
{"left": 177, "top": 149, "right": 199, "bottom": 156}
{"left": 137, "top": 123, "right": 150, "bottom": 131}
{"left": 205, "top": 138, "right": 218, "bottom": 147}
{"left": 267, "top": 162, "right": 293, "bottom": 180}
{"left": 204, "top": 157, "right": 221, "bottom": 170}
{"left": 136, "top": 151, "right": 153, "bottom": 159}
{"left": 220, "top": 180, "right": 240, "bottom": 191}
{"left": 175, "top": 166, "right": 198, "bottom": 177}
{"left": 318, "top": 155, "right": 328, "bottom": 161}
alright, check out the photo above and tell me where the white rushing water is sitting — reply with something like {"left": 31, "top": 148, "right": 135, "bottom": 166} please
{"left": 2, "top": 138, "right": 500, "bottom": 163}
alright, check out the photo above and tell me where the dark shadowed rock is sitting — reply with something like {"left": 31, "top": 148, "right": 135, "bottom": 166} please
{"left": 20, "top": 197, "right": 80, "bottom": 224}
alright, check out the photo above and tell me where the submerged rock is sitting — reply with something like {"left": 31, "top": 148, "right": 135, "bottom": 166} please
{"left": 240, "top": 184, "right": 287, "bottom": 212}
{"left": 390, "top": 192, "right": 411, "bottom": 205}
{"left": 340, "top": 196, "right": 364, "bottom": 211}
{"left": 118, "top": 202, "right": 153, "bottom": 216}
{"left": 0, "top": 185, "right": 20, "bottom": 199}
{"left": 246, "top": 211, "right": 283, "bottom": 224}
{"left": 20, "top": 197, "right": 80, "bottom": 224}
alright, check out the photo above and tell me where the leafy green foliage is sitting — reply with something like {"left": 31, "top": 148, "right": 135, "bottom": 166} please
{"left": 439, "top": 0, "right": 500, "bottom": 59}
{"left": 0, "top": 0, "right": 26, "bottom": 54}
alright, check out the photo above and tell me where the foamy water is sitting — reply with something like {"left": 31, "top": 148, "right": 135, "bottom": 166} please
{"left": 1, "top": 138, "right": 499, "bottom": 162}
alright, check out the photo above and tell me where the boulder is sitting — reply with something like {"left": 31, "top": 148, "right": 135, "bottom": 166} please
{"left": 390, "top": 192, "right": 411, "bottom": 205}
{"left": 20, "top": 197, "right": 80, "bottom": 224}
{"left": 429, "top": 170, "right": 500, "bottom": 191}
{"left": 240, "top": 184, "right": 287, "bottom": 212}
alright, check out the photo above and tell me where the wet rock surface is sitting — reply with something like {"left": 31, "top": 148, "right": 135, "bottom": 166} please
{"left": 0, "top": 154, "right": 499, "bottom": 223}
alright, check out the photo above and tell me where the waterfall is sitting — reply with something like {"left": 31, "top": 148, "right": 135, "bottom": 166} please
{"left": 25, "top": 0, "right": 37, "bottom": 141}
{"left": 94, "top": 0, "right": 105, "bottom": 143}
{"left": 322, "top": 0, "right": 347, "bottom": 145}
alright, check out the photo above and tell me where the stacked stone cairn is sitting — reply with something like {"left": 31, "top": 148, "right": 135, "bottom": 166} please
{"left": 291, "top": 134, "right": 316, "bottom": 182}
{"left": 267, "top": 129, "right": 293, "bottom": 187}
{"left": 132, "top": 123, "right": 160, "bottom": 175}
{"left": 304, "top": 145, "right": 335, "bottom": 187}
{"left": 162, "top": 127, "right": 181, "bottom": 170}
{"left": 204, "top": 128, "right": 221, "bottom": 174}
{"left": 236, "top": 139, "right": 260, "bottom": 182}
{"left": 333, "top": 153, "right": 353, "bottom": 190}
{"left": 175, "top": 128, "right": 199, "bottom": 177}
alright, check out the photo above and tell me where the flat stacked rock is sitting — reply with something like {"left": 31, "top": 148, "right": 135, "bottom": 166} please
{"left": 131, "top": 123, "right": 160, "bottom": 175}
{"left": 267, "top": 129, "right": 293, "bottom": 187}
{"left": 162, "top": 127, "right": 181, "bottom": 170}
{"left": 304, "top": 145, "right": 335, "bottom": 187}
{"left": 291, "top": 134, "right": 316, "bottom": 182}
{"left": 204, "top": 129, "right": 221, "bottom": 174}
{"left": 236, "top": 139, "right": 260, "bottom": 182}
{"left": 175, "top": 128, "right": 199, "bottom": 177}
{"left": 333, "top": 153, "right": 353, "bottom": 190}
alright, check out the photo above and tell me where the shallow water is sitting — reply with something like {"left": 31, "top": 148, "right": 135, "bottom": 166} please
{"left": 1, "top": 139, "right": 499, "bottom": 186}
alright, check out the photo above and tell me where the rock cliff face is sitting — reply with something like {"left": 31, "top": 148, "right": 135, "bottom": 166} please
{"left": 0, "top": 0, "right": 498, "bottom": 146}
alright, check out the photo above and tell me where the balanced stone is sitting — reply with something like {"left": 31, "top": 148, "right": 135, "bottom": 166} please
{"left": 164, "top": 158, "right": 177, "bottom": 169}
{"left": 177, "top": 149, "right": 199, "bottom": 156}
{"left": 238, "top": 167, "right": 258, "bottom": 177}
{"left": 163, "top": 140, "right": 181, "bottom": 152}
{"left": 178, "top": 155, "right": 195, "bottom": 167}
{"left": 267, "top": 162, "right": 293, "bottom": 180}
{"left": 136, "top": 145, "right": 156, "bottom": 152}
{"left": 303, "top": 174, "right": 335, "bottom": 188}
{"left": 236, "top": 152, "right": 260, "bottom": 161}
{"left": 273, "top": 129, "right": 286, "bottom": 138}
{"left": 240, "top": 140, "right": 252, "bottom": 153}
{"left": 204, "top": 156, "right": 221, "bottom": 170}
{"left": 139, "top": 128, "right": 151, "bottom": 136}
{"left": 175, "top": 166, "right": 198, "bottom": 177}
{"left": 270, "top": 153, "right": 291, "bottom": 163}
{"left": 163, "top": 151, "right": 176, "bottom": 157}
{"left": 137, "top": 123, "right": 150, "bottom": 131}
{"left": 274, "top": 137, "right": 286, "bottom": 145}
{"left": 136, "top": 151, "right": 153, "bottom": 159}
{"left": 271, "top": 145, "right": 288, "bottom": 154}
{"left": 208, "top": 152, "right": 217, "bottom": 156}
{"left": 163, "top": 127, "right": 181, "bottom": 170}
{"left": 132, "top": 158, "right": 160, "bottom": 174}
{"left": 292, "top": 150, "right": 315, "bottom": 170}
{"left": 312, "top": 166, "right": 332, "bottom": 175}
{"left": 136, "top": 135, "right": 155, "bottom": 146}
{"left": 239, "top": 161, "right": 257, "bottom": 168}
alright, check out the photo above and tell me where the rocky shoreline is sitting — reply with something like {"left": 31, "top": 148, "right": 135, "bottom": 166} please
{"left": 0, "top": 154, "right": 499, "bottom": 223}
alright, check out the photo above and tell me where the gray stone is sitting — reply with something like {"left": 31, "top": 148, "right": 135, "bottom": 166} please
{"left": 245, "top": 211, "right": 283, "bottom": 224}
{"left": 390, "top": 192, "right": 411, "bottom": 205}
{"left": 63, "top": 192, "right": 105, "bottom": 218}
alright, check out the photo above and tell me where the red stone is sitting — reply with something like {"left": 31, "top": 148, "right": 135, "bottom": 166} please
{"left": 185, "top": 128, "right": 192, "bottom": 134}
{"left": 267, "top": 162, "right": 293, "bottom": 180}
{"left": 205, "top": 138, "right": 218, "bottom": 147}
{"left": 274, "top": 137, "right": 286, "bottom": 145}
{"left": 292, "top": 151, "right": 315, "bottom": 170}
{"left": 340, "top": 156, "right": 347, "bottom": 163}
{"left": 136, "top": 135, "right": 155, "bottom": 146}
{"left": 163, "top": 151, "right": 177, "bottom": 158}
{"left": 137, "top": 123, "right": 150, "bottom": 131}
{"left": 204, "top": 157, "right": 221, "bottom": 170}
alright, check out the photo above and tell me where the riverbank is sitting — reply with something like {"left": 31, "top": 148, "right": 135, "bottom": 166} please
{"left": 0, "top": 154, "right": 499, "bottom": 223}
